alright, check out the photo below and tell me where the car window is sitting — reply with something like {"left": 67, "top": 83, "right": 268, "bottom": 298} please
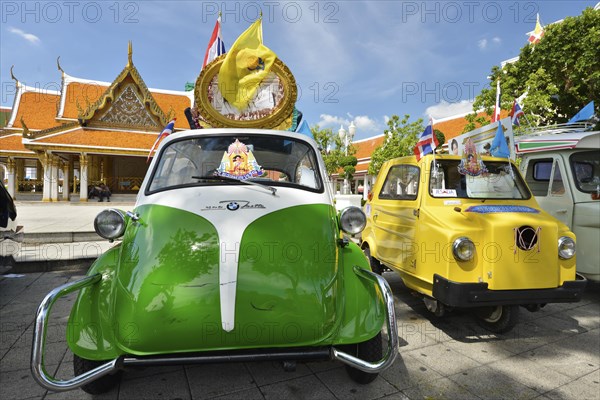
{"left": 147, "top": 135, "right": 323, "bottom": 194}
{"left": 570, "top": 150, "right": 600, "bottom": 194}
{"left": 524, "top": 158, "right": 553, "bottom": 196}
{"left": 378, "top": 165, "right": 419, "bottom": 200}
{"left": 430, "top": 160, "right": 530, "bottom": 199}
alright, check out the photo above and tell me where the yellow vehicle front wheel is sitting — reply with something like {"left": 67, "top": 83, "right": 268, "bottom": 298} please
{"left": 474, "top": 305, "right": 520, "bottom": 334}
{"left": 362, "top": 246, "right": 383, "bottom": 275}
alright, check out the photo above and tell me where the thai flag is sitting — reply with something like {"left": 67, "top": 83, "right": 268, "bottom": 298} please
{"left": 492, "top": 79, "right": 501, "bottom": 123}
{"left": 202, "top": 16, "right": 226, "bottom": 69}
{"left": 414, "top": 119, "right": 438, "bottom": 161}
{"left": 510, "top": 100, "right": 525, "bottom": 126}
{"left": 147, "top": 119, "right": 176, "bottom": 163}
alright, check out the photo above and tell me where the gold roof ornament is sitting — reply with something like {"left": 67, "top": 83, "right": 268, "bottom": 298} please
{"left": 56, "top": 56, "right": 65, "bottom": 77}
{"left": 10, "top": 65, "right": 19, "bottom": 84}
{"left": 20, "top": 117, "right": 31, "bottom": 137}
{"left": 127, "top": 41, "right": 133, "bottom": 68}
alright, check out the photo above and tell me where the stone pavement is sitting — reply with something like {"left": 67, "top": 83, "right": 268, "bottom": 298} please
{"left": 1, "top": 270, "right": 598, "bottom": 400}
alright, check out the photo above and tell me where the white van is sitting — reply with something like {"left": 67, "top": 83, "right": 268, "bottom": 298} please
{"left": 517, "top": 129, "right": 600, "bottom": 282}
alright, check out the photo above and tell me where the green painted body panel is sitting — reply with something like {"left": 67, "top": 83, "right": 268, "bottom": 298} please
{"left": 67, "top": 204, "right": 384, "bottom": 360}
{"left": 66, "top": 246, "right": 122, "bottom": 360}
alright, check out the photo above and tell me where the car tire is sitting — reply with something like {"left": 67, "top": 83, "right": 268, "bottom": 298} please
{"left": 475, "top": 305, "right": 519, "bottom": 334}
{"left": 363, "top": 246, "right": 383, "bottom": 275}
{"left": 344, "top": 332, "right": 383, "bottom": 384}
{"left": 73, "top": 354, "right": 121, "bottom": 394}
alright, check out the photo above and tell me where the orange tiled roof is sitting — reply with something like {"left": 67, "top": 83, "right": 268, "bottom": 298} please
{"left": 0, "top": 133, "right": 34, "bottom": 154}
{"left": 354, "top": 135, "right": 385, "bottom": 160}
{"left": 348, "top": 135, "right": 385, "bottom": 175}
{"left": 32, "top": 128, "right": 156, "bottom": 150}
{"left": 12, "top": 91, "right": 60, "bottom": 130}
{"left": 153, "top": 92, "right": 193, "bottom": 129}
{"left": 435, "top": 110, "right": 510, "bottom": 140}
{"left": 61, "top": 82, "right": 107, "bottom": 119}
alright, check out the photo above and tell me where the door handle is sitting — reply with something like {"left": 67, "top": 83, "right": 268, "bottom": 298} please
{"left": 555, "top": 209, "right": 567, "bottom": 214}
{"left": 373, "top": 213, "right": 378, "bottom": 221}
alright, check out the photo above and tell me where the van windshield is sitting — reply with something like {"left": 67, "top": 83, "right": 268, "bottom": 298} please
{"left": 147, "top": 135, "right": 323, "bottom": 194}
{"left": 429, "top": 160, "right": 531, "bottom": 200}
{"left": 570, "top": 150, "right": 600, "bottom": 193}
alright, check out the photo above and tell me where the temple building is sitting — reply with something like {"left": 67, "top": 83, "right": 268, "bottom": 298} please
{"left": 0, "top": 43, "right": 192, "bottom": 201}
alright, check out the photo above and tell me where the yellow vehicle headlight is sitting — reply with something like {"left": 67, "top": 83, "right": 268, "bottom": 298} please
{"left": 452, "top": 237, "right": 475, "bottom": 261}
{"left": 94, "top": 209, "right": 127, "bottom": 240}
{"left": 339, "top": 206, "right": 367, "bottom": 235}
{"left": 558, "top": 236, "right": 576, "bottom": 259}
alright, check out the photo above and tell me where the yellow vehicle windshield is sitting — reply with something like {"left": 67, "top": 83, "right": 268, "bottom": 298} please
{"left": 429, "top": 160, "right": 531, "bottom": 200}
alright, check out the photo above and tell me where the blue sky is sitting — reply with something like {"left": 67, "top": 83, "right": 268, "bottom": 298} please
{"left": 1, "top": 1, "right": 596, "bottom": 140}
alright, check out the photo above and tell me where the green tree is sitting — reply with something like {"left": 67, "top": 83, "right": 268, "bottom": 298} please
{"left": 311, "top": 125, "right": 357, "bottom": 180}
{"left": 368, "top": 115, "right": 424, "bottom": 176}
{"left": 470, "top": 7, "right": 600, "bottom": 130}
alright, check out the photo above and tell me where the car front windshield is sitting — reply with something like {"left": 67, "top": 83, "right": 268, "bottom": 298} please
{"left": 570, "top": 150, "right": 600, "bottom": 194}
{"left": 429, "top": 159, "right": 530, "bottom": 200}
{"left": 147, "top": 135, "right": 323, "bottom": 193}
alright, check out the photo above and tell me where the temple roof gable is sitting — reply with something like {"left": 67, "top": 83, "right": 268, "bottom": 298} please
{"left": 77, "top": 42, "right": 170, "bottom": 130}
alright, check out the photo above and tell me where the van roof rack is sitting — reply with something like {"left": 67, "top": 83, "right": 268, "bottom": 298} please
{"left": 520, "top": 122, "right": 595, "bottom": 136}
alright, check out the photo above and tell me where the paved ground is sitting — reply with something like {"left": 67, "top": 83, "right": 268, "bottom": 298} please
{"left": 1, "top": 202, "right": 135, "bottom": 266}
{"left": 1, "top": 269, "right": 598, "bottom": 400}
{"left": 13, "top": 202, "right": 135, "bottom": 234}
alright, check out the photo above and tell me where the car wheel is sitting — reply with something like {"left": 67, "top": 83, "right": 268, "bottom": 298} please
{"left": 363, "top": 246, "right": 383, "bottom": 275}
{"left": 475, "top": 305, "right": 519, "bottom": 334}
{"left": 344, "top": 332, "right": 383, "bottom": 384}
{"left": 73, "top": 354, "right": 121, "bottom": 394}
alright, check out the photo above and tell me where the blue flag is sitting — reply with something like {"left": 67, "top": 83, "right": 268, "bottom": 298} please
{"left": 490, "top": 122, "right": 510, "bottom": 159}
{"left": 295, "top": 118, "right": 312, "bottom": 137}
{"left": 567, "top": 101, "right": 595, "bottom": 124}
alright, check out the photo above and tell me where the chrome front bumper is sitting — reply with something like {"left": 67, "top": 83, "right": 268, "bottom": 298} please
{"left": 31, "top": 267, "right": 399, "bottom": 392}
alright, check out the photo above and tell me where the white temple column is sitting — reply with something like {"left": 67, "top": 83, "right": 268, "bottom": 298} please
{"left": 50, "top": 155, "right": 59, "bottom": 202}
{"left": 62, "top": 159, "right": 70, "bottom": 201}
{"left": 363, "top": 175, "right": 371, "bottom": 201}
{"left": 42, "top": 152, "right": 52, "bottom": 202}
{"left": 6, "top": 158, "right": 16, "bottom": 198}
{"left": 79, "top": 153, "right": 88, "bottom": 202}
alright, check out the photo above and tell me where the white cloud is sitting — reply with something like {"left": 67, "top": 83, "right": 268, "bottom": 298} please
{"left": 425, "top": 100, "right": 474, "bottom": 120}
{"left": 8, "top": 27, "right": 40, "bottom": 45}
{"left": 317, "top": 114, "right": 382, "bottom": 136}
{"left": 353, "top": 115, "right": 379, "bottom": 132}
{"left": 479, "top": 36, "right": 502, "bottom": 51}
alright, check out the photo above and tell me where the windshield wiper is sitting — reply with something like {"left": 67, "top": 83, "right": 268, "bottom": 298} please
{"left": 192, "top": 175, "right": 277, "bottom": 196}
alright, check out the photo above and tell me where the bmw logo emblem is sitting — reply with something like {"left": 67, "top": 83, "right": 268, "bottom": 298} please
{"left": 226, "top": 202, "right": 240, "bottom": 211}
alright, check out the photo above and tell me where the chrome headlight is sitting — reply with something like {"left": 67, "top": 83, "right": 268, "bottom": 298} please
{"left": 339, "top": 206, "right": 367, "bottom": 235}
{"left": 94, "top": 209, "right": 127, "bottom": 240}
{"left": 452, "top": 237, "right": 475, "bottom": 261}
{"left": 558, "top": 236, "right": 575, "bottom": 259}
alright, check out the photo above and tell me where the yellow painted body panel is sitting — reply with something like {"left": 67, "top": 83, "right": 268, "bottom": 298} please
{"left": 362, "top": 155, "right": 577, "bottom": 299}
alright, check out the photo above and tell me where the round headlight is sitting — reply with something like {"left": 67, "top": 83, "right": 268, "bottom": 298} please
{"left": 558, "top": 236, "right": 576, "bottom": 259}
{"left": 340, "top": 206, "right": 367, "bottom": 235}
{"left": 94, "top": 209, "right": 126, "bottom": 240}
{"left": 452, "top": 237, "right": 475, "bottom": 261}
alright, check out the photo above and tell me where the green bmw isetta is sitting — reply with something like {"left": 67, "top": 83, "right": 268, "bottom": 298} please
{"left": 31, "top": 129, "right": 398, "bottom": 394}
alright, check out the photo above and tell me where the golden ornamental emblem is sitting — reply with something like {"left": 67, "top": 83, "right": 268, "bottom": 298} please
{"left": 194, "top": 55, "right": 297, "bottom": 129}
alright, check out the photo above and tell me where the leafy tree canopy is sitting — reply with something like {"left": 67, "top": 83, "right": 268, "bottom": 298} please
{"left": 468, "top": 7, "right": 599, "bottom": 132}
{"left": 311, "top": 125, "right": 357, "bottom": 180}
{"left": 368, "top": 115, "right": 424, "bottom": 176}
